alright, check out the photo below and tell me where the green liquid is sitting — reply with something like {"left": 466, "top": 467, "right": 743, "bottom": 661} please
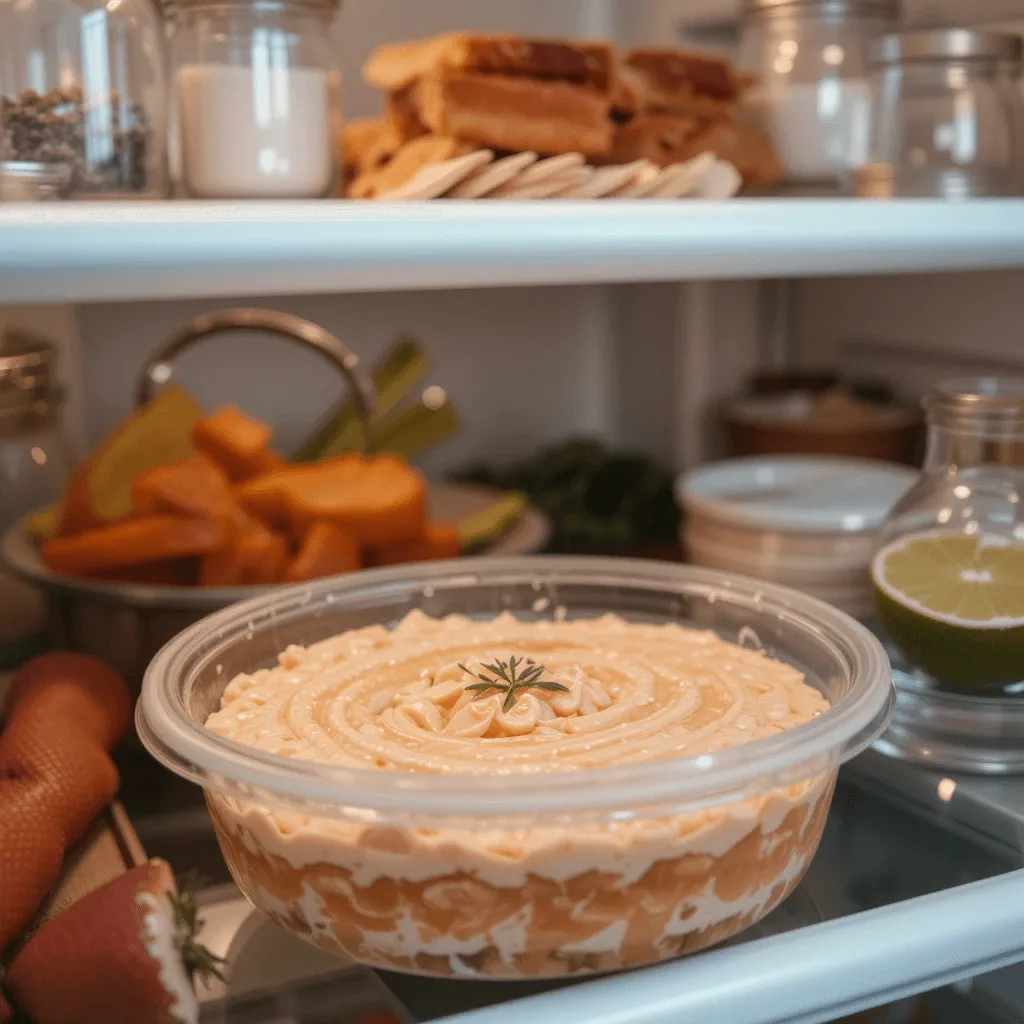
{"left": 875, "top": 585, "right": 1024, "bottom": 693}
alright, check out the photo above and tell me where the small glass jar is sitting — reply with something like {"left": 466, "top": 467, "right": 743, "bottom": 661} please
{"left": 873, "top": 378, "right": 1024, "bottom": 696}
{"left": 0, "top": 334, "right": 70, "bottom": 669}
{"left": 167, "top": 0, "right": 342, "bottom": 199}
{"left": 862, "top": 29, "right": 1024, "bottom": 198}
{"left": 739, "top": 0, "right": 898, "bottom": 190}
{"left": 0, "top": 0, "right": 168, "bottom": 199}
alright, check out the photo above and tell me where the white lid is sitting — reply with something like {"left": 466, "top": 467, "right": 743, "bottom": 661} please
{"left": 677, "top": 456, "right": 917, "bottom": 534}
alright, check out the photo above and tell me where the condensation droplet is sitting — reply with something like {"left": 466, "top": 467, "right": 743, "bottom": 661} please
{"left": 737, "top": 626, "right": 765, "bottom": 652}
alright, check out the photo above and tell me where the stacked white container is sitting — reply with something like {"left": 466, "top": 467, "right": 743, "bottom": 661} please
{"left": 676, "top": 456, "right": 916, "bottom": 619}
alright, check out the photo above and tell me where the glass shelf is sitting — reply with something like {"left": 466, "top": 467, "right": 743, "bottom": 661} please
{"left": 130, "top": 758, "right": 1024, "bottom": 1024}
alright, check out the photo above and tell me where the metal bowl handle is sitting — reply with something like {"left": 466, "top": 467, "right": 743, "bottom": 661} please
{"left": 134, "top": 308, "right": 376, "bottom": 453}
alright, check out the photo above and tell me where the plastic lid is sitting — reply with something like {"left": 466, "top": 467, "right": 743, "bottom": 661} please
{"left": 872, "top": 29, "right": 1024, "bottom": 66}
{"left": 677, "top": 456, "right": 917, "bottom": 534}
{"left": 137, "top": 557, "right": 894, "bottom": 826}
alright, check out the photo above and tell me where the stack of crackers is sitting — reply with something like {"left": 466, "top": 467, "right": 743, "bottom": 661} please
{"left": 342, "top": 33, "right": 779, "bottom": 201}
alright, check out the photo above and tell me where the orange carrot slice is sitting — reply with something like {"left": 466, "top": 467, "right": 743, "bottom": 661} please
{"left": 199, "top": 511, "right": 290, "bottom": 587}
{"left": 42, "top": 517, "right": 229, "bottom": 578}
{"left": 371, "top": 523, "right": 461, "bottom": 567}
{"left": 239, "top": 455, "right": 427, "bottom": 547}
{"left": 285, "top": 521, "right": 361, "bottom": 583}
{"left": 131, "top": 455, "right": 233, "bottom": 523}
{"left": 193, "top": 405, "right": 279, "bottom": 483}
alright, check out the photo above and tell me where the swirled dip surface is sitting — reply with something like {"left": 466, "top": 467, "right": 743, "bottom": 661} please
{"left": 204, "top": 611, "right": 834, "bottom": 979}
{"left": 206, "top": 611, "right": 828, "bottom": 772}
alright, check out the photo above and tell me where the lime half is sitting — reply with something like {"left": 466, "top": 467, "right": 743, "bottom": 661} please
{"left": 872, "top": 531, "right": 1024, "bottom": 692}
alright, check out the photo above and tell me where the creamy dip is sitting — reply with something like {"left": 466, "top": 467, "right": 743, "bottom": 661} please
{"left": 204, "top": 611, "right": 834, "bottom": 979}
{"left": 206, "top": 610, "right": 828, "bottom": 774}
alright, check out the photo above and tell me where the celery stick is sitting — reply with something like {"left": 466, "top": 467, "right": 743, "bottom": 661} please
{"left": 294, "top": 336, "right": 429, "bottom": 462}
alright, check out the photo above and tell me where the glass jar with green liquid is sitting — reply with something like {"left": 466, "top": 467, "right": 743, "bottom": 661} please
{"left": 872, "top": 378, "right": 1024, "bottom": 694}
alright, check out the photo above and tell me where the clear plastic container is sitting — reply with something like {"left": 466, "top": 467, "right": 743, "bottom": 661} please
{"left": 0, "top": 0, "right": 168, "bottom": 198}
{"left": 166, "top": 0, "right": 342, "bottom": 198}
{"left": 138, "top": 557, "right": 893, "bottom": 980}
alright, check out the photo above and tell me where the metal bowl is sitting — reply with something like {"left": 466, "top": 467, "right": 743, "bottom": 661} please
{"left": 2, "top": 485, "right": 551, "bottom": 686}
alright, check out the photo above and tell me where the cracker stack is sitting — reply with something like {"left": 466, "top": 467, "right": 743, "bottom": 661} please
{"left": 343, "top": 33, "right": 780, "bottom": 199}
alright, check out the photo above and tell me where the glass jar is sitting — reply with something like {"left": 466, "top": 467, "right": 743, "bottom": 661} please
{"left": 0, "top": 0, "right": 168, "bottom": 199}
{"left": 862, "top": 29, "right": 1024, "bottom": 198}
{"left": 872, "top": 378, "right": 1024, "bottom": 697}
{"left": 167, "top": 0, "right": 342, "bottom": 199}
{"left": 739, "top": 0, "right": 898, "bottom": 190}
{"left": 0, "top": 333, "right": 70, "bottom": 669}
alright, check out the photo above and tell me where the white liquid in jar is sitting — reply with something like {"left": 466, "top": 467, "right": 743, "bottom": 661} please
{"left": 177, "top": 64, "right": 334, "bottom": 198}
{"left": 745, "top": 79, "right": 872, "bottom": 183}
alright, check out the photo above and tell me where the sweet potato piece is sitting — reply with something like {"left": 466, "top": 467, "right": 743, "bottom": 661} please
{"left": 238, "top": 455, "right": 427, "bottom": 547}
{"left": 372, "top": 523, "right": 462, "bottom": 567}
{"left": 42, "top": 517, "right": 229, "bottom": 577}
{"left": 285, "top": 522, "right": 361, "bottom": 583}
{"left": 131, "top": 455, "right": 234, "bottom": 522}
{"left": 56, "top": 460, "right": 105, "bottom": 537}
{"left": 193, "top": 405, "right": 278, "bottom": 483}
{"left": 199, "top": 512, "right": 291, "bottom": 587}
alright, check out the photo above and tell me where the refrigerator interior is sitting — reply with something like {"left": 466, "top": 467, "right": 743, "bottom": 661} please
{"left": 2, "top": 1, "right": 1024, "bottom": 1022}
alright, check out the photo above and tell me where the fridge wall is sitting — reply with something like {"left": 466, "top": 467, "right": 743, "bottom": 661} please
{"left": 2, "top": 0, "right": 1024, "bottom": 473}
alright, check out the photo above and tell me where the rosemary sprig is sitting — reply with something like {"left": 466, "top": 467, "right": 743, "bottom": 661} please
{"left": 459, "top": 655, "right": 570, "bottom": 712}
{"left": 169, "top": 879, "right": 227, "bottom": 986}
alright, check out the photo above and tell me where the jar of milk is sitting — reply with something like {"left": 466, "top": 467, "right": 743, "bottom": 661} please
{"left": 166, "top": 0, "right": 342, "bottom": 199}
{"left": 739, "top": 0, "right": 897, "bottom": 191}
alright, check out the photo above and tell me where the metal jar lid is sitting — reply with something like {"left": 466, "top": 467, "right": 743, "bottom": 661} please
{"left": 872, "top": 28, "right": 1024, "bottom": 66}
{"left": 0, "top": 161, "right": 71, "bottom": 202}
{"left": 924, "top": 377, "right": 1024, "bottom": 439}
{"left": 164, "top": 0, "right": 339, "bottom": 13}
{"left": 742, "top": 0, "right": 898, "bottom": 18}
{"left": 0, "top": 332, "right": 63, "bottom": 433}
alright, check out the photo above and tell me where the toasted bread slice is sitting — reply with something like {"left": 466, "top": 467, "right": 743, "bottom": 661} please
{"left": 607, "top": 113, "right": 702, "bottom": 168}
{"left": 342, "top": 118, "right": 400, "bottom": 177}
{"left": 610, "top": 113, "right": 781, "bottom": 189}
{"left": 623, "top": 48, "right": 750, "bottom": 107}
{"left": 687, "top": 119, "right": 782, "bottom": 189}
{"left": 412, "top": 72, "right": 612, "bottom": 158}
{"left": 365, "top": 33, "right": 615, "bottom": 94}
{"left": 386, "top": 89, "right": 430, "bottom": 144}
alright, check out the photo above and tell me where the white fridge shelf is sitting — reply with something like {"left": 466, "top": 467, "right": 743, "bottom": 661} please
{"left": 3, "top": 199, "right": 1024, "bottom": 304}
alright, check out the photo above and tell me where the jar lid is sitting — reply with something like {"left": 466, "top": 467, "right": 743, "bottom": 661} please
{"left": 0, "top": 332, "right": 62, "bottom": 429}
{"left": 925, "top": 377, "right": 1024, "bottom": 438}
{"left": 872, "top": 28, "right": 1024, "bottom": 66}
{"left": 742, "top": 0, "right": 898, "bottom": 18}
{"left": 165, "top": 0, "right": 338, "bottom": 12}
{"left": 0, "top": 161, "right": 71, "bottom": 202}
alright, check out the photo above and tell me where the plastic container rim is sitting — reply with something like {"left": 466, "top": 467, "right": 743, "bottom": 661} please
{"left": 137, "top": 557, "right": 895, "bottom": 823}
